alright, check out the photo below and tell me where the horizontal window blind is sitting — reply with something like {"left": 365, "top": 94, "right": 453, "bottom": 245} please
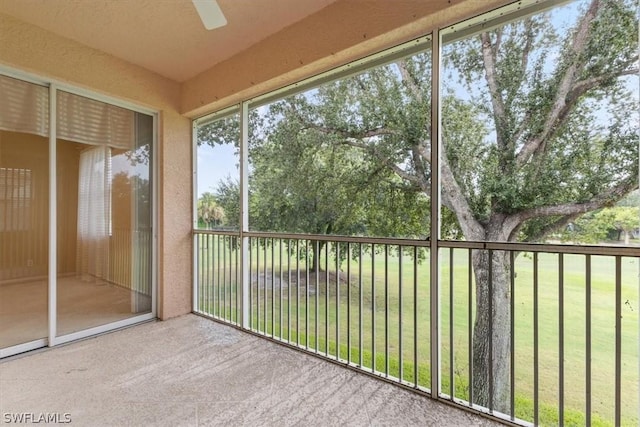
{"left": 57, "top": 91, "right": 134, "bottom": 150}
{"left": 0, "top": 74, "right": 49, "bottom": 138}
{"left": 0, "top": 76, "right": 135, "bottom": 150}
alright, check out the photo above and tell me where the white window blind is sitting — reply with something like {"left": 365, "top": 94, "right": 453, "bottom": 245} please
{"left": 0, "top": 76, "right": 135, "bottom": 150}
{"left": 0, "top": 168, "right": 32, "bottom": 232}
{"left": 0, "top": 74, "right": 49, "bottom": 137}
{"left": 57, "top": 91, "right": 134, "bottom": 150}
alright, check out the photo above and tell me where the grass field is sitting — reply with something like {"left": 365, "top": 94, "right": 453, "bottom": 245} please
{"left": 195, "top": 236, "right": 639, "bottom": 426}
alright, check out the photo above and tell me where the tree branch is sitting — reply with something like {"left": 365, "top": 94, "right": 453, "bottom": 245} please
{"left": 480, "top": 32, "right": 507, "bottom": 149}
{"left": 304, "top": 123, "right": 399, "bottom": 140}
{"left": 396, "top": 59, "right": 423, "bottom": 102}
{"left": 519, "top": 21, "right": 534, "bottom": 77}
{"left": 515, "top": 0, "right": 601, "bottom": 166}
{"left": 570, "top": 66, "right": 639, "bottom": 96}
{"left": 527, "top": 65, "right": 639, "bottom": 162}
{"left": 339, "top": 137, "right": 425, "bottom": 189}
{"left": 508, "top": 177, "right": 638, "bottom": 228}
{"left": 440, "top": 150, "right": 485, "bottom": 239}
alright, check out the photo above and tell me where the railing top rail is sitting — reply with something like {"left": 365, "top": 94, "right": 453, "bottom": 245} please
{"left": 440, "top": 240, "right": 640, "bottom": 257}
{"left": 192, "top": 229, "right": 640, "bottom": 257}
{"left": 243, "top": 231, "right": 432, "bottom": 247}
{"left": 192, "top": 229, "right": 240, "bottom": 237}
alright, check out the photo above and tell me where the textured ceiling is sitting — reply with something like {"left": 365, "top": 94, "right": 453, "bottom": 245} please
{"left": 0, "top": 0, "right": 339, "bottom": 82}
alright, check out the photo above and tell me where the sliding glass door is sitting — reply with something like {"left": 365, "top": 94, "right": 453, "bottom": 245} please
{"left": 0, "top": 73, "right": 155, "bottom": 357}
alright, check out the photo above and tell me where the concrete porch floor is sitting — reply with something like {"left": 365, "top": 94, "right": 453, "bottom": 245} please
{"left": 0, "top": 315, "right": 500, "bottom": 426}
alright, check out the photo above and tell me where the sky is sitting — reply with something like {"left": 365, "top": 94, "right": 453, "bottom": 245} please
{"left": 197, "top": 142, "right": 238, "bottom": 197}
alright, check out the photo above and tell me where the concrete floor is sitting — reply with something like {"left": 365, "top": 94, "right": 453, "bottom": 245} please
{"left": 0, "top": 315, "right": 500, "bottom": 426}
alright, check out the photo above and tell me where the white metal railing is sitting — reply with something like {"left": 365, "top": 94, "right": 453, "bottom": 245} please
{"left": 193, "top": 229, "right": 639, "bottom": 426}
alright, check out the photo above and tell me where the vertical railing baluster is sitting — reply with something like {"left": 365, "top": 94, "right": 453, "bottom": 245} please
{"left": 534, "top": 252, "right": 539, "bottom": 426}
{"left": 204, "top": 234, "right": 208, "bottom": 314}
{"left": 263, "top": 238, "right": 268, "bottom": 334}
{"left": 217, "top": 234, "right": 221, "bottom": 317}
{"left": 414, "top": 246, "right": 418, "bottom": 388}
{"left": 586, "top": 254, "right": 592, "bottom": 427}
{"left": 384, "top": 244, "right": 389, "bottom": 377}
{"left": 202, "top": 234, "right": 207, "bottom": 314}
{"left": 208, "top": 235, "right": 212, "bottom": 316}
{"left": 510, "top": 250, "right": 515, "bottom": 420}
{"left": 279, "top": 239, "right": 283, "bottom": 338}
{"left": 615, "top": 256, "right": 622, "bottom": 427}
{"left": 336, "top": 242, "right": 340, "bottom": 361}
{"left": 347, "top": 242, "right": 352, "bottom": 364}
{"left": 372, "top": 246, "right": 376, "bottom": 373}
{"left": 256, "top": 238, "right": 261, "bottom": 331}
{"left": 399, "top": 245, "right": 403, "bottom": 383}
{"left": 325, "top": 242, "right": 329, "bottom": 356}
{"left": 468, "top": 249, "right": 473, "bottom": 406}
{"left": 195, "top": 233, "right": 200, "bottom": 312}
{"left": 488, "top": 249, "right": 493, "bottom": 412}
{"left": 249, "top": 238, "right": 253, "bottom": 329}
{"left": 314, "top": 241, "right": 319, "bottom": 352}
{"left": 359, "top": 244, "right": 363, "bottom": 368}
{"left": 558, "top": 252, "right": 564, "bottom": 426}
{"left": 296, "top": 240, "right": 300, "bottom": 346}
{"left": 315, "top": 241, "right": 319, "bottom": 352}
{"left": 227, "top": 236, "right": 231, "bottom": 321}
{"left": 271, "top": 238, "right": 275, "bottom": 338}
{"left": 196, "top": 233, "right": 201, "bottom": 312}
{"left": 206, "top": 234, "right": 210, "bottom": 314}
{"left": 232, "top": 235, "right": 235, "bottom": 323}
{"left": 287, "top": 239, "right": 291, "bottom": 341}
{"left": 449, "top": 247, "right": 454, "bottom": 400}
{"left": 236, "top": 235, "right": 240, "bottom": 324}
{"left": 306, "top": 240, "right": 310, "bottom": 348}
{"left": 223, "top": 235, "right": 227, "bottom": 320}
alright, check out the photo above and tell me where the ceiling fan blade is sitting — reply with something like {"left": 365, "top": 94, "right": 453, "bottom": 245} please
{"left": 192, "top": 0, "right": 227, "bottom": 30}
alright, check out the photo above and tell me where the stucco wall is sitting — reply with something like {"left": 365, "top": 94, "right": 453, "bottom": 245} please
{"left": 0, "top": 13, "right": 192, "bottom": 320}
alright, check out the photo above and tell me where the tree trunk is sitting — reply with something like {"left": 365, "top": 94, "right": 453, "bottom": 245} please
{"left": 471, "top": 248, "right": 511, "bottom": 414}
{"left": 310, "top": 240, "right": 326, "bottom": 273}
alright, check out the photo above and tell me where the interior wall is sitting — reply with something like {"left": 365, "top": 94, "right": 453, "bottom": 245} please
{"left": 0, "top": 131, "right": 49, "bottom": 281}
{"left": 0, "top": 13, "right": 192, "bottom": 319}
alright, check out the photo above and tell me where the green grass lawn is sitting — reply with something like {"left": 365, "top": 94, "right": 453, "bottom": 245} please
{"left": 196, "top": 238, "right": 639, "bottom": 427}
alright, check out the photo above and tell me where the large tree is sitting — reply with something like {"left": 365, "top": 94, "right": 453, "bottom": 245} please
{"left": 266, "top": 0, "right": 638, "bottom": 411}
{"left": 199, "top": 0, "right": 638, "bottom": 412}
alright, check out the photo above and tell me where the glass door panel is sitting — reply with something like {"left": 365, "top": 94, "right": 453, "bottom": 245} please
{"left": 56, "top": 91, "right": 152, "bottom": 337}
{"left": 0, "top": 75, "right": 49, "bottom": 349}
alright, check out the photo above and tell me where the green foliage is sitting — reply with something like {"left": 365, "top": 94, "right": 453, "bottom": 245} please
{"left": 196, "top": 192, "right": 226, "bottom": 229}
{"left": 563, "top": 206, "right": 639, "bottom": 243}
{"left": 213, "top": 177, "right": 240, "bottom": 229}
